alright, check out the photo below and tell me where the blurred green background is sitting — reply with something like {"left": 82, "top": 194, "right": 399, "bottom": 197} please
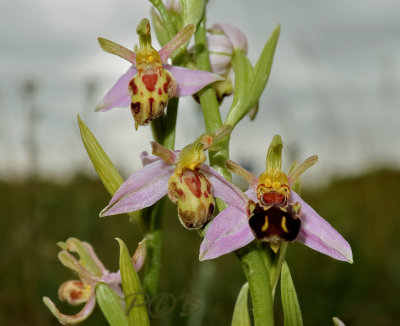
{"left": 1, "top": 168, "right": 399, "bottom": 325}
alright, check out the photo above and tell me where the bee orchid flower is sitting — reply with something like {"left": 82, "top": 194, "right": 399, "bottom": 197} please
{"left": 96, "top": 18, "right": 223, "bottom": 129}
{"left": 43, "top": 238, "right": 146, "bottom": 325}
{"left": 100, "top": 126, "right": 246, "bottom": 229}
{"left": 199, "top": 135, "right": 353, "bottom": 263}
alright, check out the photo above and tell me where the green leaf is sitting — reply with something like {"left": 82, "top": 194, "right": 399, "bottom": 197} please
{"left": 281, "top": 261, "right": 303, "bottom": 326}
{"left": 116, "top": 238, "right": 150, "bottom": 326}
{"left": 226, "top": 25, "right": 280, "bottom": 127}
{"left": 77, "top": 115, "right": 143, "bottom": 227}
{"left": 96, "top": 283, "right": 129, "bottom": 326}
{"left": 78, "top": 115, "right": 124, "bottom": 196}
{"left": 231, "top": 282, "right": 251, "bottom": 326}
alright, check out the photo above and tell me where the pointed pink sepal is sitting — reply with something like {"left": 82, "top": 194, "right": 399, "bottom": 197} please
{"left": 291, "top": 191, "right": 353, "bottom": 263}
{"left": 95, "top": 66, "right": 136, "bottom": 112}
{"left": 100, "top": 159, "right": 174, "bottom": 216}
{"left": 164, "top": 65, "right": 223, "bottom": 97}
{"left": 199, "top": 206, "right": 254, "bottom": 261}
{"left": 200, "top": 164, "right": 248, "bottom": 211}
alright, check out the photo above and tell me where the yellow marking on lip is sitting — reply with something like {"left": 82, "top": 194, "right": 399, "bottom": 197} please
{"left": 281, "top": 216, "right": 288, "bottom": 233}
{"left": 261, "top": 217, "right": 269, "bottom": 231}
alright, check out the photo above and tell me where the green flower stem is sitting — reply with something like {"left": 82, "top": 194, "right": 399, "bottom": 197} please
{"left": 270, "top": 242, "right": 289, "bottom": 297}
{"left": 143, "top": 99, "right": 179, "bottom": 296}
{"left": 237, "top": 243, "right": 275, "bottom": 326}
{"left": 194, "top": 15, "right": 231, "bottom": 182}
{"left": 151, "top": 97, "right": 179, "bottom": 149}
{"left": 148, "top": 0, "right": 177, "bottom": 39}
{"left": 195, "top": 14, "right": 274, "bottom": 326}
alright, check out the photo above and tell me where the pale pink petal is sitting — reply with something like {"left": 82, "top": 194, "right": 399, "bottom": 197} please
{"left": 95, "top": 66, "right": 136, "bottom": 112}
{"left": 43, "top": 293, "right": 96, "bottom": 325}
{"left": 200, "top": 206, "right": 254, "bottom": 261}
{"left": 200, "top": 164, "right": 248, "bottom": 211}
{"left": 100, "top": 161, "right": 174, "bottom": 216}
{"left": 290, "top": 191, "right": 353, "bottom": 263}
{"left": 164, "top": 65, "right": 223, "bottom": 96}
{"left": 208, "top": 34, "right": 233, "bottom": 54}
{"left": 212, "top": 23, "right": 248, "bottom": 53}
{"left": 245, "top": 188, "right": 258, "bottom": 201}
{"left": 159, "top": 24, "right": 195, "bottom": 62}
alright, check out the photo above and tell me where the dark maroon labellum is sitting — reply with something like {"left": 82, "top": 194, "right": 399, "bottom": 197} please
{"left": 248, "top": 203, "right": 301, "bottom": 242}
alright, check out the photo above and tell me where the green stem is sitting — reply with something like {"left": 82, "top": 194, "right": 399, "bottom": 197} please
{"left": 195, "top": 13, "right": 274, "bottom": 326}
{"left": 143, "top": 99, "right": 179, "bottom": 296}
{"left": 237, "top": 243, "right": 275, "bottom": 326}
{"left": 142, "top": 197, "right": 166, "bottom": 296}
{"left": 151, "top": 97, "right": 179, "bottom": 148}
{"left": 270, "top": 242, "right": 289, "bottom": 297}
{"left": 194, "top": 15, "right": 231, "bottom": 182}
{"left": 149, "top": 0, "right": 177, "bottom": 39}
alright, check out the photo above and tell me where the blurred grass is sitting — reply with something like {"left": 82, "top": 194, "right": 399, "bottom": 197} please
{"left": 1, "top": 169, "right": 399, "bottom": 325}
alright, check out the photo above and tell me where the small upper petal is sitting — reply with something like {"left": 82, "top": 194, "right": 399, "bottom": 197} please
{"left": 100, "top": 160, "right": 174, "bottom": 216}
{"left": 159, "top": 24, "right": 195, "bottom": 62}
{"left": 164, "top": 65, "right": 223, "bottom": 97}
{"left": 200, "top": 206, "right": 254, "bottom": 261}
{"left": 290, "top": 191, "right": 353, "bottom": 263}
{"left": 200, "top": 164, "right": 248, "bottom": 211}
{"left": 95, "top": 66, "right": 136, "bottom": 112}
{"left": 140, "top": 150, "right": 179, "bottom": 166}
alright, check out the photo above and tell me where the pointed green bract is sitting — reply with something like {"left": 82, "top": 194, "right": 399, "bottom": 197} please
{"left": 230, "top": 50, "right": 253, "bottom": 111}
{"left": 226, "top": 25, "right": 280, "bottom": 127}
{"left": 231, "top": 282, "right": 251, "bottom": 326}
{"left": 77, "top": 115, "right": 142, "bottom": 226}
{"left": 181, "top": 0, "right": 206, "bottom": 28}
{"left": 78, "top": 115, "right": 124, "bottom": 196}
{"left": 333, "top": 317, "right": 345, "bottom": 326}
{"left": 151, "top": 7, "right": 170, "bottom": 47}
{"left": 116, "top": 238, "right": 150, "bottom": 326}
{"left": 149, "top": 0, "right": 177, "bottom": 40}
{"left": 96, "top": 283, "right": 129, "bottom": 326}
{"left": 281, "top": 261, "right": 303, "bottom": 326}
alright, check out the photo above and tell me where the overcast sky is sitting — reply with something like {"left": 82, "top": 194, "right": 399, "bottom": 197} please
{"left": 0, "top": 0, "right": 399, "bottom": 184}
